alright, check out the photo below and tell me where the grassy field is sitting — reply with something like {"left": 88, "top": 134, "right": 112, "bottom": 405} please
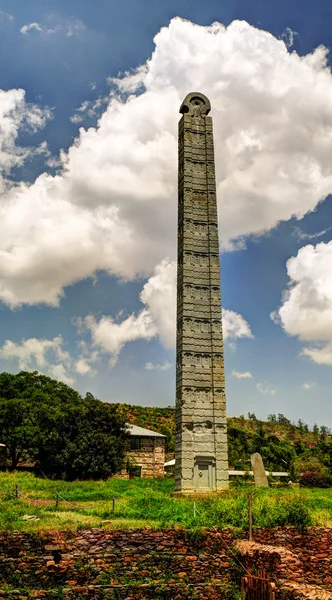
{"left": 0, "top": 472, "right": 331, "bottom": 532}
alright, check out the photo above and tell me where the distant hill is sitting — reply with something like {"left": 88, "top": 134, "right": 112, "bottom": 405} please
{"left": 114, "top": 403, "right": 331, "bottom": 472}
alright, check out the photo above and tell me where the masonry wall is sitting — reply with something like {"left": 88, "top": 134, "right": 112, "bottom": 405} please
{"left": 0, "top": 528, "right": 236, "bottom": 599}
{"left": 0, "top": 528, "right": 332, "bottom": 599}
{"left": 124, "top": 437, "right": 165, "bottom": 478}
{"left": 236, "top": 527, "right": 332, "bottom": 599}
{"left": 253, "top": 527, "right": 332, "bottom": 590}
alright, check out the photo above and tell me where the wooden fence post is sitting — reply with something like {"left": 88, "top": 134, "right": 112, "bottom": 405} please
{"left": 248, "top": 492, "right": 253, "bottom": 542}
{"left": 55, "top": 493, "right": 59, "bottom": 509}
{"left": 112, "top": 496, "right": 115, "bottom": 513}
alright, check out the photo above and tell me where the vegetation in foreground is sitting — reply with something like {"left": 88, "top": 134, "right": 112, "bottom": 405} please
{"left": 0, "top": 472, "right": 331, "bottom": 533}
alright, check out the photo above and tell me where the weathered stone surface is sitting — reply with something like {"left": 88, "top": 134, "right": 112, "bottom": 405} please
{"left": 0, "top": 529, "right": 236, "bottom": 598}
{"left": 251, "top": 452, "right": 269, "bottom": 487}
{"left": 235, "top": 535, "right": 332, "bottom": 599}
{"left": 175, "top": 92, "right": 229, "bottom": 493}
{"left": 253, "top": 528, "right": 332, "bottom": 591}
{"left": 0, "top": 528, "right": 332, "bottom": 597}
{"left": 121, "top": 437, "right": 165, "bottom": 478}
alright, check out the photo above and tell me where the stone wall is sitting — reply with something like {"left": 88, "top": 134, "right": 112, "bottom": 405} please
{"left": 253, "top": 527, "right": 332, "bottom": 590}
{"left": 0, "top": 527, "right": 332, "bottom": 598}
{"left": 0, "top": 528, "right": 237, "bottom": 599}
{"left": 124, "top": 436, "right": 165, "bottom": 478}
{"left": 236, "top": 527, "right": 332, "bottom": 599}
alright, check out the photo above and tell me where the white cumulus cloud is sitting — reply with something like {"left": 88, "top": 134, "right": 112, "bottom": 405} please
{"left": 145, "top": 361, "right": 172, "bottom": 371}
{"left": 140, "top": 259, "right": 176, "bottom": 349}
{"left": 0, "top": 335, "right": 100, "bottom": 383}
{"left": 302, "top": 381, "right": 317, "bottom": 390}
{"left": 0, "top": 12, "right": 14, "bottom": 25}
{"left": 273, "top": 241, "right": 332, "bottom": 365}
{"left": 232, "top": 370, "right": 253, "bottom": 379}
{"left": 257, "top": 382, "right": 276, "bottom": 396}
{"left": 48, "top": 364, "right": 74, "bottom": 386}
{"left": 0, "top": 88, "right": 51, "bottom": 187}
{"left": 75, "top": 358, "right": 97, "bottom": 376}
{"left": 82, "top": 310, "right": 156, "bottom": 367}
{"left": 20, "top": 22, "right": 43, "bottom": 34}
{"left": 222, "top": 309, "right": 253, "bottom": 340}
{"left": 2, "top": 18, "right": 332, "bottom": 307}
{"left": 79, "top": 259, "right": 252, "bottom": 364}
{"left": 20, "top": 19, "right": 85, "bottom": 37}
{"left": 301, "top": 344, "right": 332, "bottom": 365}
{"left": 0, "top": 335, "right": 74, "bottom": 384}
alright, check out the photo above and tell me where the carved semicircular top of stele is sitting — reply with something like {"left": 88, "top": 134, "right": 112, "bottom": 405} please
{"left": 179, "top": 92, "right": 211, "bottom": 117}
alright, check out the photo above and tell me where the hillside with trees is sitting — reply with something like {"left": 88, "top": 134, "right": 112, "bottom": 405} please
{"left": 1, "top": 372, "right": 331, "bottom": 483}
{"left": 116, "top": 403, "right": 332, "bottom": 479}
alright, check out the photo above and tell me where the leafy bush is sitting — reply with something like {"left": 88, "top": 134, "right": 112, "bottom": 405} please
{"left": 251, "top": 493, "right": 311, "bottom": 529}
{"left": 282, "top": 496, "right": 312, "bottom": 527}
{"left": 300, "top": 471, "right": 332, "bottom": 488}
{"left": 293, "top": 456, "right": 328, "bottom": 479}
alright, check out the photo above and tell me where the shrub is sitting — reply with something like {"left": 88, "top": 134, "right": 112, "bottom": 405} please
{"left": 293, "top": 456, "right": 328, "bottom": 479}
{"left": 299, "top": 471, "right": 332, "bottom": 488}
{"left": 283, "top": 496, "right": 312, "bottom": 528}
{"left": 251, "top": 492, "right": 312, "bottom": 529}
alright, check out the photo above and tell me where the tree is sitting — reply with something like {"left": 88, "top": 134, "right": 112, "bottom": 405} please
{"left": 247, "top": 412, "right": 257, "bottom": 421}
{"left": 49, "top": 395, "right": 127, "bottom": 480}
{"left": 313, "top": 423, "right": 319, "bottom": 436}
{"left": 0, "top": 398, "right": 40, "bottom": 469}
{"left": 277, "top": 414, "right": 291, "bottom": 426}
{"left": 293, "top": 455, "right": 329, "bottom": 479}
{"left": 267, "top": 414, "right": 277, "bottom": 423}
{"left": 320, "top": 425, "right": 330, "bottom": 440}
{"left": 228, "top": 424, "right": 251, "bottom": 468}
{"left": 0, "top": 372, "right": 128, "bottom": 479}
{"left": 297, "top": 419, "right": 305, "bottom": 433}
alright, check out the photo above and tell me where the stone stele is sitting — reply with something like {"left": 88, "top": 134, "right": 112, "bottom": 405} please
{"left": 175, "top": 92, "right": 229, "bottom": 494}
{"left": 251, "top": 452, "right": 269, "bottom": 487}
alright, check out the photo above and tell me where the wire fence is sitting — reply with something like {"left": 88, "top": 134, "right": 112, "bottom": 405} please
{"left": 13, "top": 485, "right": 252, "bottom": 576}
{"left": 11, "top": 485, "right": 255, "bottom": 576}
{"left": 12, "top": 485, "right": 255, "bottom": 526}
{"left": 13, "top": 484, "right": 147, "bottom": 517}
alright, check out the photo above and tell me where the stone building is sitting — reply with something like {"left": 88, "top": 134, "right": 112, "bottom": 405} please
{"left": 124, "top": 424, "right": 165, "bottom": 478}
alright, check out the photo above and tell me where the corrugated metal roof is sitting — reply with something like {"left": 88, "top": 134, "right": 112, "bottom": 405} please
{"left": 126, "top": 423, "right": 165, "bottom": 438}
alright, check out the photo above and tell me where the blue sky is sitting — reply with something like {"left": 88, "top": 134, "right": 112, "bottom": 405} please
{"left": 1, "top": 0, "right": 332, "bottom": 427}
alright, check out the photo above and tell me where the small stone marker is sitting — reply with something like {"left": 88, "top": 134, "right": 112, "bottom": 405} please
{"left": 251, "top": 453, "right": 269, "bottom": 487}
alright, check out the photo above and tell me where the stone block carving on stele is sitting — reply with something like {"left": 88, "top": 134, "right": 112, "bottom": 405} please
{"left": 175, "top": 92, "right": 229, "bottom": 493}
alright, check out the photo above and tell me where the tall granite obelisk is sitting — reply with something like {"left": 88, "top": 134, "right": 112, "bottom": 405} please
{"left": 175, "top": 92, "right": 229, "bottom": 493}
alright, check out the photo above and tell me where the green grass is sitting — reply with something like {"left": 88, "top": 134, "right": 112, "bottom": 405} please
{"left": 0, "top": 472, "right": 331, "bottom": 532}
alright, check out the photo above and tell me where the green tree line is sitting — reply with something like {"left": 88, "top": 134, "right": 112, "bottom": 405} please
{"left": 119, "top": 404, "right": 332, "bottom": 479}
{"left": 1, "top": 372, "right": 331, "bottom": 482}
{"left": 0, "top": 371, "right": 127, "bottom": 480}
